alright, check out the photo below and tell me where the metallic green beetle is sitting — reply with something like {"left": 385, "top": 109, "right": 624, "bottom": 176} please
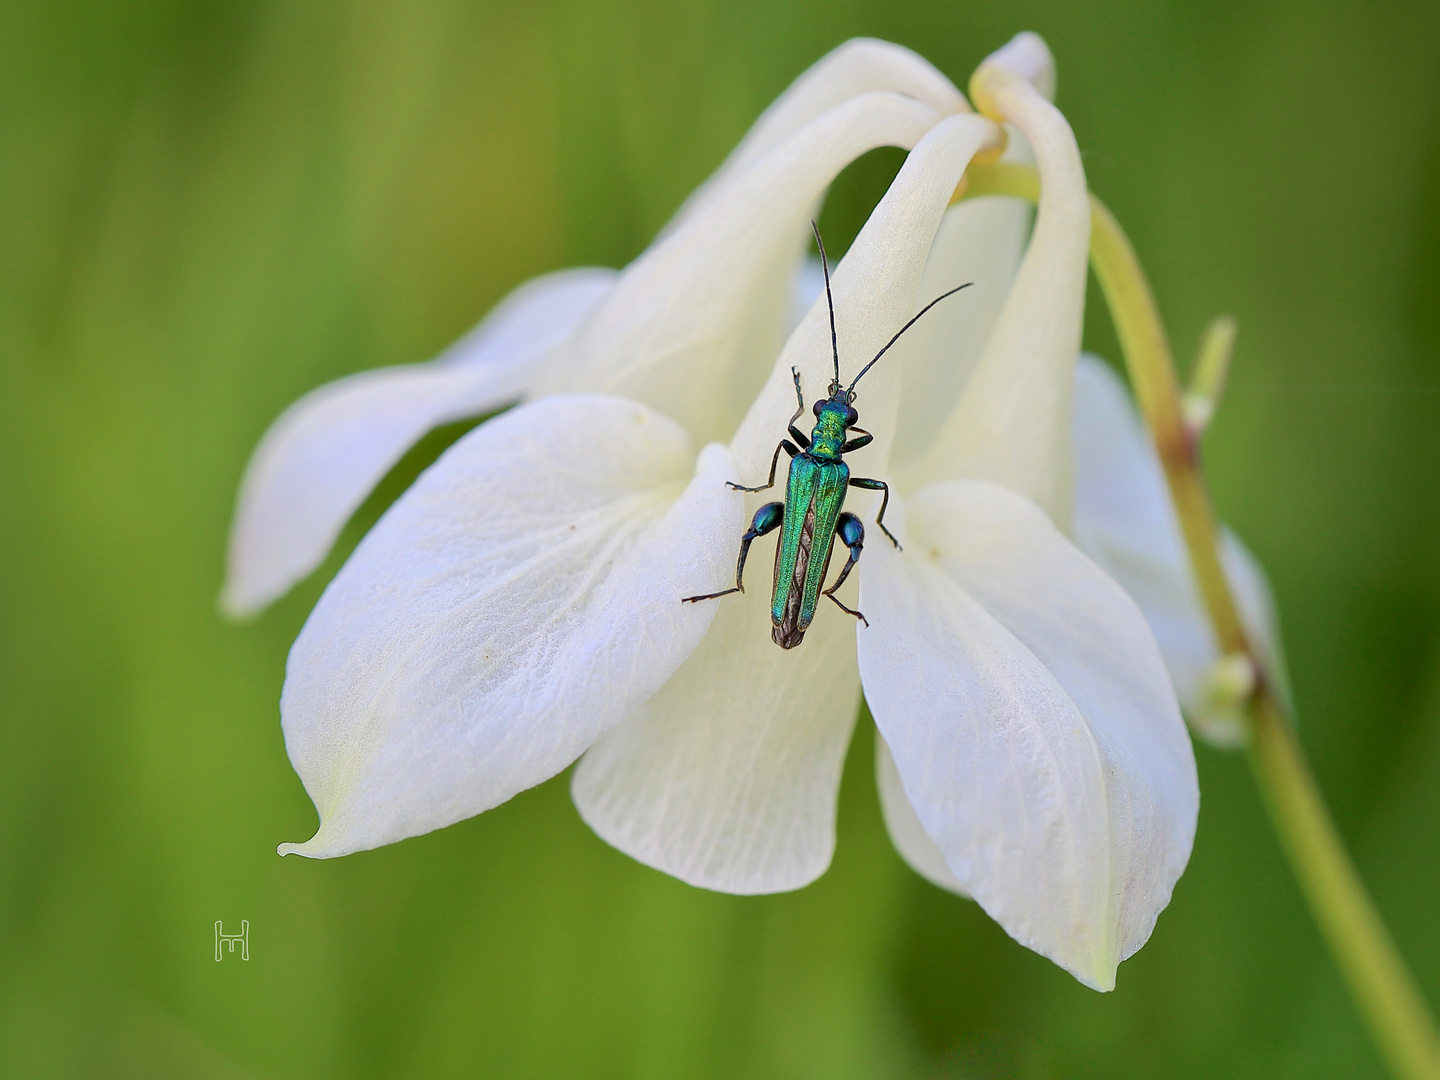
{"left": 683, "top": 224, "right": 969, "bottom": 649}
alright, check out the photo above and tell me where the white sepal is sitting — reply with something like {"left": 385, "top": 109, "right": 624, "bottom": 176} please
{"left": 572, "top": 580, "right": 860, "bottom": 894}
{"left": 277, "top": 395, "right": 740, "bottom": 858}
{"left": 856, "top": 480, "right": 1198, "bottom": 991}
{"left": 887, "top": 195, "right": 1032, "bottom": 487}
{"left": 1071, "top": 355, "right": 1289, "bottom": 745}
{"left": 222, "top": 267, "right": 616, "bottom": 616}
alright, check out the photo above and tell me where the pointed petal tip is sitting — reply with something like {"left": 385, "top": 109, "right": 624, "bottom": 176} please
{"left": 277, "top": 819, "right": 356, "bottom": 859}
{"left": 276, "top": 842, "right": 342, "bottom": 859}
{"left": 1077, "top": 961, "right": 1118, "bottom": 993}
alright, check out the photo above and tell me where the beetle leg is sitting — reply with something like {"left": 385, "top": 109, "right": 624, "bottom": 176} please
{"left": 787, "top": 367, "right": 811, "bottom": 449}
{"left": 727, "top": 439, "right": 798, "bottom": 492}
{"left": 682, "top": 501, "right": 785, "bottom": 603}
{"left": 840, "top": 427, "right": 873, "bottom": 453}
{"left": 822, "top": 512, "right": 868, "bottom": 627}
{"left": 848, "top": 476, "right": 901, "bottom": 549}
{"left": 733, "top": 501, "right": 786, "bottom": 593}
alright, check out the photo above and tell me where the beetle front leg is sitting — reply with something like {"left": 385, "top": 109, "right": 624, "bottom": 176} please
{"left": 681, "top": 501, "right": 785, "bottom": 604}
{"left": 727, "top": 440, "right": 799, "bottom": 493}
{"left": 848, "top": 476, "right": 901, "bottom": 550}
{"left": 822, "top": 512, "right": 868, "bottom": 627}
{"left": 787, "top": 367, "right": 811, "bottom": 449}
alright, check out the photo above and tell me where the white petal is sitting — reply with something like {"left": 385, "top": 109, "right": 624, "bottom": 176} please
{"left": 787, "top": 256, "right": 828, "bottom": 339}
{"left": 277, "top": 396, "right": 741, "bottom": 858}
{"left": 888, "top": 195, "right": 1032, "bottom": 487}
{"left": 222, "top": 267, "right": 617, "bottom": 616}
{"left": 667, "top": 38, "right": 967, "bottom": 233}
{"left": 875, "top": 732, "right": 968, "bottom": 896}
{"left": 434, "top": 267, "right": 619, "bottom": 372}
{"left": 572, "top": 577, "right": 860, "bottom": 894}
{"left": 1071, "top": 355, "right": 1288, "bottom": 745}
{"left": 730, "top": 112, "right": 1002, "bottom": 480}
{"left": 1072, "top": 357, "right": 1204, "bottom": 693}
{"left": 537, "top": 92, "right": 954, "bottom": 448}
{"left": 917, "top": 40, "right": 1088, "bottom": 522}
{"left": 856, "top": 480, "right": 1198, "bottom": 991}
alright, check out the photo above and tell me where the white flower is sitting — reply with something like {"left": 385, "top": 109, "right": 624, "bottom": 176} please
{"left": 228, "top": 35, "right": 1199, "bottom": 992}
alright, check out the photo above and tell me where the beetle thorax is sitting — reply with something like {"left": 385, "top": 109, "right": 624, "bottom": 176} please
{"left": 808, "top": 402, "right": 851, "bottom": 460}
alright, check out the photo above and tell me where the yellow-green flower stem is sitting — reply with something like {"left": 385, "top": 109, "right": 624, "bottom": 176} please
{"left": 955, "top": 163, "right": 1440, "bottom": 1080}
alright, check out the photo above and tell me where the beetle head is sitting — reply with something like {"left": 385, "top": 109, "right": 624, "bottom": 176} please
{"left": 813, "top": 397, "right": 859, "bottom": 426}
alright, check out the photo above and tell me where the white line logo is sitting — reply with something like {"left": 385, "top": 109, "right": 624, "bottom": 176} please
{"left": 214, "top": 920, "right": 249, "bottom": 961}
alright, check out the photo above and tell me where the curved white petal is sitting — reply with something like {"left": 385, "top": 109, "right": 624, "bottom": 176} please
{"left": 538, "top": 92, "right": 956, "bottom": 448}
{"left": 572, "top": 578, "right": 860, "bottom": 895}
{"left": 730, "top": 112, "right": 1002, "bottom": 480}
{"left": 667, "top": 38, "right": 967, "bottom": 233}
{"left": 856, "top": 480, "right": 1197, "bottom": 991}
{"left": 222, "top": 267, "right": 617, "bottom": 616}
{"left": 434, "top": 267, "right": 619, "bottom": 372}
{"left": 875, "top": 732, "right": 968, "bottom": 896}
{"left": 277, "top": 396, "right": 741, "bottom": 858}
{"left": 917, "top": 35, "right": 1088, "bottom": 522}
{"left": 1072, "top": 355, "right": 1288, "bottom": 745}
{"left": 888, "top": 195, "right": 1032, "bottom": 486}
{"left": 787, "top": 256, "right": 828, "bottom": 339}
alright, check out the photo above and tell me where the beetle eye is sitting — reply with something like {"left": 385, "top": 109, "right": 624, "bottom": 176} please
{"left": 845, "top": 406, "right": 859, "bottom": 426}
{"left": 812, "top": 401, "right": 824, "bottom": 417}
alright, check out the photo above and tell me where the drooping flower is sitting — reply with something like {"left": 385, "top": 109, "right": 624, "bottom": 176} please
{"left": 228, "top": 34, "right": 1199, "bottom": 992}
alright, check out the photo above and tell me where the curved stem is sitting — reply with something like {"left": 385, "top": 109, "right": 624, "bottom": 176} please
{"left": 955, "top": 164, "right": 1440, "bottom": 1080}
{"left": 1250, "top": 694, "right": 1440, "bottom": 1080}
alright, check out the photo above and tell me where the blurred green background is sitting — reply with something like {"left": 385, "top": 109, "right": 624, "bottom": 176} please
{"left": 3, "top": 0, "right": 1439, "bottom": 1076}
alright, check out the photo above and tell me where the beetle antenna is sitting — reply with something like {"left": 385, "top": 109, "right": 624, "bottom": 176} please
{"left": 811, "top": 220, "right": 841, "bottom": 389}
{"left": 846, "top": 283, "right": 973, "bottom": 394}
